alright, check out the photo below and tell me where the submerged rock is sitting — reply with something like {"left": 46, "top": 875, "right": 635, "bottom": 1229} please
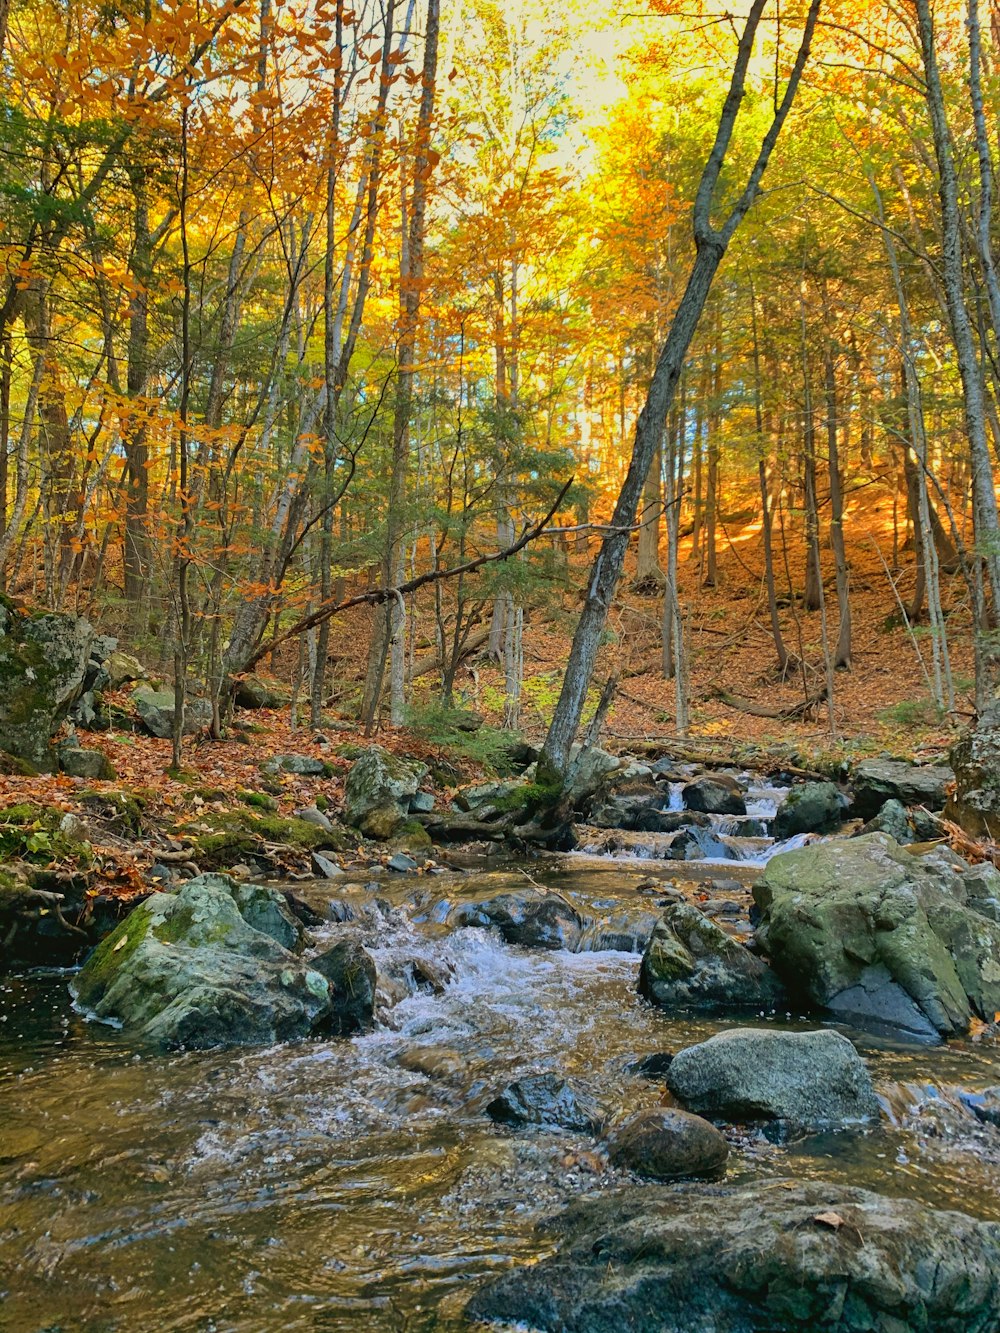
{"left": 450, "top": 891, "right": 583, "bottom": 951}
{"left": 682, "top": 773, "right": 746, "bottom": 816}
{"left": 665, "top": 1027, "right": 879, "bottom": 1133}
{"left": 606, "top": 1107, "right": 728, "bottom": 1181}
{"left": 486, "top": 1073, "right": 603, "bottom": 1133}
{"left": 73, "top": 874, "right": 331, "bottom": 1049}
{"left": 753, "top": 833, "right": 1000, "bottom": 1039}
{"left": 852, "top": 756, "right": 953, "bottom": 818}
{"left": 465, "top": 1179, "right": 1000, "bottom": 1332}
{"left": 638, "top": 903, "right": 784, "bottom": 1011}
{"left": 773, "top": 780, "right": 842, "bottom": 838}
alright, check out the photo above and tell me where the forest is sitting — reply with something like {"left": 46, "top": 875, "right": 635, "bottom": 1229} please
{"left": 6, "top": 0, "right": 1000, "bottom": 1330}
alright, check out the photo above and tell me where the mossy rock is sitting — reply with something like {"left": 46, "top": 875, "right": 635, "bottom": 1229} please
{"left": 0, "top": 750, "right": 38, "bottom": 776}
{"left": 0, "top": 803, "right": 88, "bottom": 864}
{"left": 79, "top": 788, "right": 147, "bottom": 835}
{"left": 0, "top": 605, "right": 94, "bottom": 769}
{"left": 389, "top": 819, "right": 433, "bottom": 852}
{"left": 238, "top": 790, "right": 278, "bottom": 813}
{"left": 188, "top": 809, "right": 352, "bottom": 868}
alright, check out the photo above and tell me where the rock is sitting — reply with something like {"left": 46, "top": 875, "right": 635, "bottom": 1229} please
{"left": 105, "top": 650, "right": 146, "bottom": 687}
{"left": 309, "top": 938, "right": 377, "bottom": 1034}
{"left": 962, "top": 862, "right": 1000, "bottom": 923}
{"left": 638, "top": 904, "right": 784, "bottom": 1011}
{"left": 586, "top": 789, "right": 664, "bottom": 830}
{"left": 465, "top": 1179, "right": 1000, "bottom": 1333}
{"left": 853, "top": 756, "right": 954, "bottom": 818}
{"left": 949, "top": 702, "right": 1000, "bottom": 838}
{"left": 858, "top": 795, "right": 914, "bottom": 843}
{"left": 635, "top": 807, "right": 710, "bottom": 834}
{"left": 58, "top": 812, "right": 89, "bottom": 841}
{"left": 451, "top": 892, "right": 583, "bottom": 951}
{"left": 58, "top": 745, "right": 116, "bottom": 781}
{"left": 234, "top": 674, "right": 286, "bottom": 709}
{"left": 387, "top": 852, "right": 418, "bottom": 872}
{"left": 133, "top": 685, "right": 212, "bottom": 739}
{"left": 563, "top": 745, "right": 622, "bottom": 806}
{"left": 409, "top": 790, "right": 436, "bottom": 813}
{"left": 964, "top": 1086, "right": 1000, "bottom": 1128}
{"left": 753, "top": 833, "right": 1000, "bottom": 1039}
{"left": 450, "top": 709, "right": 483, "bottom": 732}
{"left": 486, "top": 1073, "right": 603, "bottom": 1133}
{"left": 68, "top": 689, "right": 106, "bottom": 731}
{"left": 453, "top": 779, "right": 527, "bottom": 820}
{"left": 0, "top": 603, "right": 94, "bottom": 769}
{"left": 267, "top": 753, "right": 328, "bottom": 776}
{"left": 294, "top": 805, "right": 334, "bottom": 831}
{"left": 773, "top": 780, "right": 842, "bottom": 838}
{"left": 344, "top": 746, "right": 427, "bottom": 838}
{"left": 682, "top": 774, "right": 746, "bottom": 816}
{"left": 89, "top": 633, "right": 118, "bottom": 663}
{"left": 630, "top": 1051, "right": 675, "bottom": 1079}
{"left": 397, "top": 1046, "right": 465, "bottom": 1080}
{"left": 606, "top": 1108, "right": 728, "bottom": 1181}
{"left": 72, "top": 874, "right": 328, "bottom": 1049}
{"left": 666, "top": 1028, "right": 879, "bottom": 1133}
{"left": 311, "top": 852, "right": 340, "bottom": 879}
{"left": 667, "top": 826, "right": 733, "bottom": 860}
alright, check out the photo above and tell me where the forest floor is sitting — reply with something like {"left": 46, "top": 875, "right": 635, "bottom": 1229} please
{"left": 0, "top": 484, "right": 969, "bottom": 915}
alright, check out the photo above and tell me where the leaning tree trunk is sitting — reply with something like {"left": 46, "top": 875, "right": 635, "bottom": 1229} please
{"left": 537, "top": 0, "right": 821, "bottom": 782}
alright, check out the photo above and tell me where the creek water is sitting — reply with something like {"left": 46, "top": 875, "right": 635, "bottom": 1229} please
{"left": 4, "top": 831, "right": 1000, "bottom": 1329}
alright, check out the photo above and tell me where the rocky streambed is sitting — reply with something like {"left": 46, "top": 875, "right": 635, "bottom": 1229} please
{"left": 3, "top": 835, "right": 1000, "bottom": 1331}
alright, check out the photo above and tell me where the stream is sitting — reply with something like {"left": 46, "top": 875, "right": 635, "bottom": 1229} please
{"left": 4, "top": 776, "right": 1000, "bottom": 1330}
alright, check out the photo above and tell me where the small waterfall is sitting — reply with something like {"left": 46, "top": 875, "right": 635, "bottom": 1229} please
{"left": 666, "top": 782, "right": 686, "bottom": 812}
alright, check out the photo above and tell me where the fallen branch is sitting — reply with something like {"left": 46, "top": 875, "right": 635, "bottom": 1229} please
{"left": 241, "top": 478, "right": 573, "bottom": 673}
{"left": 715, "top": 686, "right": 828, "bottom": 720}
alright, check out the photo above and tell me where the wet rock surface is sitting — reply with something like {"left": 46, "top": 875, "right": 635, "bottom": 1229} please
{"left": 773, "top": 779, "right": 842, "bottom": 837}
{"left": 665, "top": 1027, "right": 880, "bottom": 1132}
{"left": 486, "top": 1073, "right": 604, "bottom": 1133}
{"left": 606, "top": 1106, "right": 728, "bottom": 1181}
{"left": 639, "top": 902, "right": 784, "bottom": 1011}
{"left": 754, "top": 833, "right": 1000, "bottom": 1039}
{"left": 682, "top": 773, "right": 747, "bottom": 816}
{"left": 465, "top": 1179, "right": 1000, "bottom": 1332}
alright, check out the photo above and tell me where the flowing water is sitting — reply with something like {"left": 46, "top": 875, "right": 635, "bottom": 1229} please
{"left": 4, "top": 828, "right": 1000, "bottom": 1329}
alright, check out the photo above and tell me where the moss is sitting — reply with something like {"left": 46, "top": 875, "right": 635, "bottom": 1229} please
{"left": 79, "top": 788, "right": 147, "bottom": 835}
{"left": 189, "top": 809, "right": 352, "bottom": 866}
{"left": 0, "top": 802, "right": 90, "bottom": 864}
{"left": 238, "top": 790, "right": 278, "bottom": 812}
{"left": 77, "top": 902, "right": 155, "bottom": 1000}
{"left": 391, "top": 819, "right": 432, "bottom": 851}
{"left": 333, "top": 742, "right": 366, "bottom": 760}
{"left": 0, "top": 750, "right": 38, "bottom": 776}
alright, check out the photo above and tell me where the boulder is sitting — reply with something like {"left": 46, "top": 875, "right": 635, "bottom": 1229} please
{"left": 344, "top": 746, "right": 427, "bottom": 838}
{"left": 486, "top": 1073, "right": 603, "bottom": 1133}
{"left": 667, "top": 826, "right": 734, "bottom": 860}
{"left": 682, "top": 774, "right": 746, "bottom": 816}
{"left": 858, "top": 795, "right": 914, "bottom": 843}
{"left": 294, "top": 805, "right": 334, "bottom": 831}
{"left": 105, "top": 650, "right": 146, "bottom": 687}
{"left": 638, "top": 903, "right": 784, "bottom": 1011}
{"left": 753, "top": 834, "right": 1000, "bottom": 1039}
{"left": 72, "top": 874, "right": 330, "bottom": 1049}
{"left": 263, "top": 752, "right": 328, "bottom": 776}
{"left": 450, "top": 891, "right": 583, "bottom": 951}
{"left": 773, "top": 780, "right": 842, "bottom": 838}
{"left": 234, "top": 674, "right": 286, "bottom": 710}
{"left": 309, "top": 938, "right": 377, "bottom": 1034}
{"left": 133, "top": 685, "right": 212, "bottom": 739}
{"left": 563, "top": 745, "right": 622, "bottom": 806}
{"left": 606, "top": 1108, "right": 728, "bottom": 1181}
{"left": 665, "top": 1028, "right": 879, "bottom": 1132}
{"left": 949, "top": 702, "right": 1000, "bottom": 838}
{"left": 58, "top": 745, "right": 116, "bottom": 781}
{"left": 0, "top": 601, "right": 94, "bottom": 769}
{"left": 853, "top": 756, "right": 953, "bottom": 819}
{"left": 465, "top": 1180, "right": 1000, "bottom": 1332}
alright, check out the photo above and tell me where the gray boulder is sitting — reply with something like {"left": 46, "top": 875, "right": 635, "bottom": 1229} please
{"left": 665, "top": 1028, "right": 879, "bottom": 1132}
{"left": 858, "top": 795, "right": 914, "bottom": 843}
{"left": 773, "top": 780, "right": 842, "bottom": 838}
{"left": 106, "top": 650, "right": 146, "bottom": 687}
{"left": 344, "top": 745, "right": 427, "bottom": 838}
{"left": 309, "top": 937, "right": 377, "bottom": 1034}
{"left": 265, "top": 753, "right": 327, "bottom": 776}
{"left": 683, "top": 773, "right": 746, "bottom": 816}
{"left": 563, "top": 745, "right": 622, "bottom": 806}
{"left": 754, "top": 834, "right": 1000, "bottom": 1039}
{"left": 0, "top": 602, "right": 94, "bottom": 769}
{"left": 853, "top": 756, "right": 953, "bottom": 818}
{"left": 639, "top": 903, "right": 784, "bottom": 1011}
{"left": 450, "top": 892, "right": 583, "bottom": 951}
{"left": 58, "top": 745, "right": 116, "bottom": 781}
{"left": 606, "top": 1108, "right": 728, "bottom": 1181}
{"left": 133, "top": 685, "right": 212, "bottom": 738}
{"left": 234, "top": 674, "right": 286, "bottom": 709}
{"left": 465, "top": 1179, "right": 1000, "bottom": 1332}
{"left": 72, "top": 874, "right": 330, "bottom": 1049}
{"left": 486, "top": 1073, "right": 603, "bottom": 1133}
